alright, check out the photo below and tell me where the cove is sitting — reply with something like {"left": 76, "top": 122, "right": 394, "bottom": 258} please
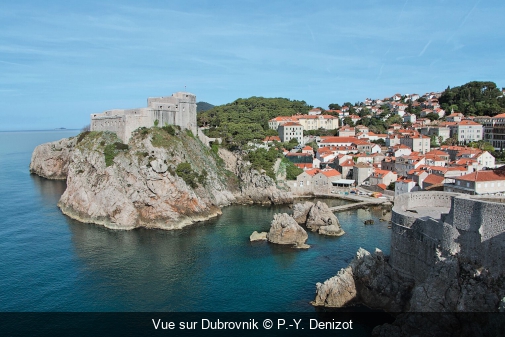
{"left": 0, "top": 130, "right": 391, "bottom": 312}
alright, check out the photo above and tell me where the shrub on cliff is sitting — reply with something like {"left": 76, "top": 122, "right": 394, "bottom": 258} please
{"left": 104, "top": 142, "right": 129, "bottom": 167}
{"left": 175, "top": 162, "right": 202, "bottom": 188}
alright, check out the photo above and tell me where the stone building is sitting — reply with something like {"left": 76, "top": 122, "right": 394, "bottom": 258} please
{"left": 91, "top": 92, "right": 197, "bottom": 143}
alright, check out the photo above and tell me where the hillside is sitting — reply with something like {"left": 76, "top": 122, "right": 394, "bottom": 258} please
{"left": 197, "top": 101, "right": 215, "bottom": 112}
{"left": 198, "top": 96, "right": 313, "bottom": 147}
{"left": 439, "top": 81, "right": 505, "bottom": 116}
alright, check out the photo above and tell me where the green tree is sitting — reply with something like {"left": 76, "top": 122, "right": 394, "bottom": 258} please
{"left": 342, "top": 117, "right": 354, "bottom": 127}
{"left": 328, "top": 103, "right": 341, "bottom": 110}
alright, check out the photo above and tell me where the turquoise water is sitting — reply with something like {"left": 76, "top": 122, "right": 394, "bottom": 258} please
{"left": 0, "top": 131, "right": 391, "bottom": 312}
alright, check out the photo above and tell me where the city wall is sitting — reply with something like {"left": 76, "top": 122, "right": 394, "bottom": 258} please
{"left": 391, "top": 192, "right": 505, "bottom": 282}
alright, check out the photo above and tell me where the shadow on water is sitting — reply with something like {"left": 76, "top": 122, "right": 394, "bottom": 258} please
{"left": 30, "top": 174, "right": 67, "bottom": 206}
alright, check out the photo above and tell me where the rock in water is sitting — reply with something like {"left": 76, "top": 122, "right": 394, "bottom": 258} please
{"left": 266, "top": 213, "right": 309, "bottom": 248}
{"left": 318, "top": 224, "right": 345, "bottom": 236}
{"left": 305, "top": 201, "right": 344, "bottom": 236}
{"left": 312, "top": 265, "right": 357, "bottom": 307}
{"left": 250, "top": 231, "right": 267, "bottom": 241}
{"left": 292, "top": 202, "right": 314, "bottom": 224}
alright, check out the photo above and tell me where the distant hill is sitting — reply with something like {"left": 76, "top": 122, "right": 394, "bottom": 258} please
{"left": 197, "top": 102, "right": 215, "bottom": 113}
{"left": 439, "top": 81, "right": 505, "bottom": 116}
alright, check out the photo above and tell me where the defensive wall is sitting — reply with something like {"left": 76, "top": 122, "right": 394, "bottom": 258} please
{"left": 391, "top": 192, "right": 505, "bottom": 282}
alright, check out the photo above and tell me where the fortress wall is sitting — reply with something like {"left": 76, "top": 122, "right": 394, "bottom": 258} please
{"left": 390, "top": 217, "right": 442, "bottom": 282}
{"left": 394, "top": 191, "right": 455, "bottom": 213}
{"left": 450, "top": 197, "right": 505, "bottom": 275}
{"left": 391, "top": 192, "right": 505, "bottom": 281}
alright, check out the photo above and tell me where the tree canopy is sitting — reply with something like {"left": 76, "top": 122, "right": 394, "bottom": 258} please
{"left": 439, "top": 81, "right": 505, "bottom": 116}
{"left": 198, "top": 97, "right": 312, "bottom": 148}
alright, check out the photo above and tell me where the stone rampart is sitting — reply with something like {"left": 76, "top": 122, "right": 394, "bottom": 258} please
{"left": 391, "top": 192, "right": 505, "bottom": 281}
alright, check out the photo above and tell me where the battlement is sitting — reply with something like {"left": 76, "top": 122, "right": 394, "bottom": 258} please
{"left": 91, "top": 92, "right": 197, "bottom": 143}
{"left": 391, "top": 192, "right": 505, "bottom": 281}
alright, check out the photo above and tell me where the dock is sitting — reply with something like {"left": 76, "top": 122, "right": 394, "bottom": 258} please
{"left": 296, "top": 193, "right": 393, "bottom": 212}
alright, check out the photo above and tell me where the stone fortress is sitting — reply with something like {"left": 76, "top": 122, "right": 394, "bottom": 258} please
{"left": 91, "top": 92, "right": 198, "bottom": 143}
{"left": 391, "top": 191, "right": 505, "bottom": 281}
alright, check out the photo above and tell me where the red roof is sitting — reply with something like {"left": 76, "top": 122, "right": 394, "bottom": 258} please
{"left": 377, "top": 183, "right": 387, "bottom": 190}
{"left": 456, "top": 170, "right": 505, "bottom": 182}
{"left": 294, "top": 163, "right": 313, "bottom": 169}
{"left": 423, "top": 174, "right": 444, "bottom": 185}
{"left": 264, "top": 136, "right": 281, "bottom": 142}
{"left": 319, "top": 169, "right": 341, "bottom": 178}
{"left": 282, "top": 122, "right": 302, "bottom": 126}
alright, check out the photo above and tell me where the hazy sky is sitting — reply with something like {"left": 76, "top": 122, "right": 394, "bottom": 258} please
{"left": 1, "top": 0, "right": 504, "bottom": 130}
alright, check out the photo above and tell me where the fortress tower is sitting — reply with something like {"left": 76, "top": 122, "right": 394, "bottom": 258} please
{"left": 90, "top": 92, "right": 197, "bottom": 143}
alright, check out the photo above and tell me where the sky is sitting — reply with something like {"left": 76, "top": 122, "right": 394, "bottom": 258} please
{"left": 1, "top": 0, "right": 505, "bottom": 130}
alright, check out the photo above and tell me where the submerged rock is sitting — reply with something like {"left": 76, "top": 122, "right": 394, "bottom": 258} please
{"left": 266, "top": 213, "right": 309, "bottom": 248}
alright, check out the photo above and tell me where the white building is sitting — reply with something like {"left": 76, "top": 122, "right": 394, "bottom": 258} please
{"left": 278, "top": 122, "right": 304, "bottom": 144}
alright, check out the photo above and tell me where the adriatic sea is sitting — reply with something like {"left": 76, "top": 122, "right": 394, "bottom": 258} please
{"left": 0, "top": 130, "right": 391, "bottom": 313}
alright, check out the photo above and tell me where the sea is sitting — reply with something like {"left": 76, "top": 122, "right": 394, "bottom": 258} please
{"left": 0, "top": 130, "right": 393, "bottom": 335}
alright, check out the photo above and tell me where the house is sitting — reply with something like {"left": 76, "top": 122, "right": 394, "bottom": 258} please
{"left": 263, "top": 135, "right": 281, "bottom": 144}
{"left": 403, "top": 113, "right": 416, "bottom": 123}
{"left": 353, "top": 163, "right": 374, "bottom": 186}
{"left": 268, "top": 116, "right": 297, "bottom": 130}
{"left": 389, "top": 144, "right": 412, "bottom": 158}
{"left": 400, "top": 135, "right": 430, "bottom": 154}
{"left": 368, "top": 169, "right": 397, "bottom": 187}
{"left": 447, "top": 120, "right": 483, "bottom": 144}
{"left": 422, "top": 174, "right": 445, "bottom": 190}
{"left": 318, "top": 136, "right": 358, "bottom": 147}
{"left": 313, "top": 169, "right": 342, "bottom": 194}
{"left": 308, "top": 108, "right": 322, "bottom": 115}
{"left": 338, "top": 125, "right": 356, "bottom": 137}
{"left": 293, "top": 168, "right": 320, "bottom": 195}
{"left": 294, "top": 114, "right": 339, "bottom": 131}
{"left": 446, "top": 112, "right": 464, "bottom": 123}
{"left": 335, "top": 159, "right": 355, "bottom": 179}
{"left": 301, "top": 145, "right": 314, "bottom": 155}
{"left": 395, "top": 177, "right": 419, "bottom": 196}
{"left": 278, "top": 122, "right": 304, "bottom": 144}
{"left": 444, "top": 168, "right": 505, "bottom": 195}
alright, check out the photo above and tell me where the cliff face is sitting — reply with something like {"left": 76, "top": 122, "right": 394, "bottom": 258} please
{"left": 30, "top": 137, "right": 77, "bottom": 180}
{"left": 31, "top": 128, "right": 292, "bottom": 230}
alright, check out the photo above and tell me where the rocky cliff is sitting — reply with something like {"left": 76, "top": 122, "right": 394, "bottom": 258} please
{"left": 313, "top": 247, "right": 505, "bottom": 336}
{"left": 30, "top": 128, "right": 292, "bottom": 230}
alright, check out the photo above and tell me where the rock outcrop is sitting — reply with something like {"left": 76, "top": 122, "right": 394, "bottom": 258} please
{"left": 312, "top": 248, "right": 412, "bottom": 311}
{"left": 29, "top": 136, "right": 77, "bottom": 180}
{"left": 266, "top": 213, "right": 309, "bottom": 248}
{"left": 293, "top": 201, "right": 345, "bottom": 236}
{"left": 249, "top": 231, "right": 267, "bottom": 241}
{"left": 30, "top": 129, "right": 293, "bottom": 230}
{"left": 219, "top": 148, "right": 292, "bottom": 205}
